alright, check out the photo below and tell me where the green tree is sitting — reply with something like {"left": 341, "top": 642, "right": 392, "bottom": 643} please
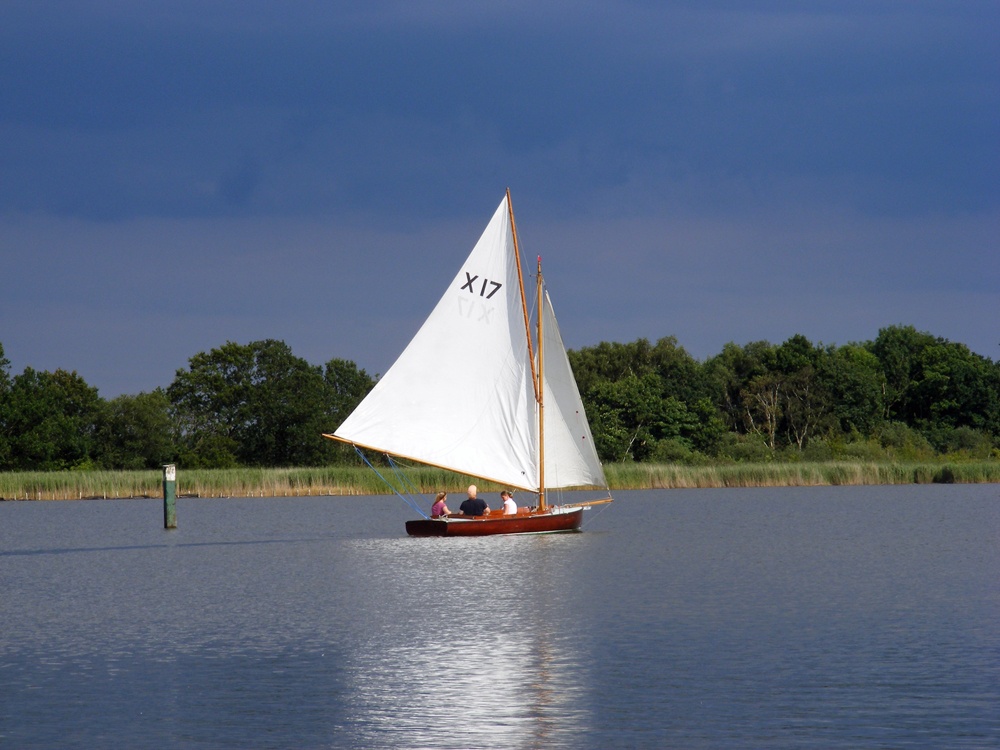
{"left": 1, "top": 367, "right": 102, "bottom": 470}
{"left": 782, "top": 366, "right": 834, "bottom": 450}
{"left": 570, "top": 338, "right": 720, "bottom": 462}
{"left": 168, "top": 340, "right": 375, "bottom": 467}
{"left": 776, "top": 334, "right": 821, "bottom": 374}
{"left": 94, "top": 389, "right": 176, "bottom": 469}
{"left": 569, "top": 339, "right": 658, "bottom": 396}
{"left": 741, "top": 372, "right": 783, "bottom": 451}
{"left": 869, "top": 325, "right": 938, "bottom": 422}
{"left": 871, "top": 325, "right": 1000, "bottom": 436}
{"left": 774, "top": 336, "right": 832, "bottom": 450}
{"left": 169, "top": 340, "right": 332, "bottom": 466}
{"left": 324, "top": 358, "right": 375, "bottom": 422}
{"left": 911, "top": 341, "right": 999, "bottom": 433}
{"left": 649, "top": 336, "right": 707, "bottom": 404}
{"left": 587, "top": 371, "right": 664, "bottom": 461}
{"left": 703, "top": 341, "right": 777, "bottom": 433}
{"left": 685, "top": 397, "right": 729, "bottom": 456}
{"left": 819, "top": 344, "right": 886, "bottom": 435}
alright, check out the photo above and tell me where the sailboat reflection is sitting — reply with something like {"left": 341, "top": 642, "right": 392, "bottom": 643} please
{"left": 336, "top": 535, "right": 592, "bottom": 748}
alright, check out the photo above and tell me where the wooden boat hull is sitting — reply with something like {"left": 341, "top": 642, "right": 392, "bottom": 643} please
{"left": 405, "top": 507, "right": 584, "bottom": 537}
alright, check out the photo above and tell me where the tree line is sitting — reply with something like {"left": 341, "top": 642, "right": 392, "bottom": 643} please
{"left": 568, "top": 326, "right": 1000, "bottom": 463}
{"left": 0, "top": 340, "right": 374, "bottom": 471}
{"left": 1, "top": 325, "right": 997, "bottom": 472}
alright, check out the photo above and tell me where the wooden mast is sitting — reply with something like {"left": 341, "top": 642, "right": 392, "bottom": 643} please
{"left": 536, "top": 253, "right": 546, "bottom": 511}
{"left": 508, "top": 189, "right": 545, "bottom": 510}
{"left": 507, "top": 189, "right": 538, "bottom": 402}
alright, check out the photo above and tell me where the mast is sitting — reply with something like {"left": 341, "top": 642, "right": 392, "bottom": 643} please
{"left": 508, "top": 189, "right": 538, "bottom": 402}
{"left": 536, "top": 254, "right": 546, "bottom": 511}
{"left": 508, "top": 189, "right": 545, "bottom": 508}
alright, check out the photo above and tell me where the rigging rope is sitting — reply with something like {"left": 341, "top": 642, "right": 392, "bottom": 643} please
{"left": 352, "top": 446, "right": 430, "bottom": 519}
{"left": 581, "top": 497, "right": 613, "bottom": 528}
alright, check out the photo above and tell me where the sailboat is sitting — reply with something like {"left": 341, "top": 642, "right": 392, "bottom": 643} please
{"left": 324, "top": 190, "right": 612, "bottom": 536}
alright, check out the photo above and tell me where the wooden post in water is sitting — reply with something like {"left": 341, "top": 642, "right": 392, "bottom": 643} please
{"left": 163, "top": 464, "right": 177, "bottom": 529}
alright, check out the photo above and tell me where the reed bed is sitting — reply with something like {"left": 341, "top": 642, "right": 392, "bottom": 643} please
{"left": 1, "top": 461, "right": 997, "bottom": 501}
{"left": 603, "top": 461, "right": 1000, "bottom": 489}
{"left": 0, "top": 466, "right": 498, "bottom": 501}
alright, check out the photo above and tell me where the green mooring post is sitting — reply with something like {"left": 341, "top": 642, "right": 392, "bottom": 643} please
{"left": 163, "top": 464, "right": 177, "bottom": 529}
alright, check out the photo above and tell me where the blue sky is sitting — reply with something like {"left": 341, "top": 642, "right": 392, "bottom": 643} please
{"left": 2, "top": 1, "right": 997, "bottom": 397}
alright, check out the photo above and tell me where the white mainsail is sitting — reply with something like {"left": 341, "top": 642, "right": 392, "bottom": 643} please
{"left": 333, "top": 193, "right": 606, "bottom": 494}
{"left": 334, "top": 196, "right": 538, "bottom": 490}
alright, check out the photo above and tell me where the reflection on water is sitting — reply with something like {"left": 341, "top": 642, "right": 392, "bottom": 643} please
{"left": 338, "top": 536, "right": 591, "bottom": 749}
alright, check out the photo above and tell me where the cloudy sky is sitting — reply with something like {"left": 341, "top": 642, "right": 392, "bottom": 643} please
{"left": 2, "top": 1, "right": 997, "bottom": 397}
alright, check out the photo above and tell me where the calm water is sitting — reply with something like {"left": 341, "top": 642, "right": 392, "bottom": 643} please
{"left": 1, "top": 485, "right": 997, "bottom": 749}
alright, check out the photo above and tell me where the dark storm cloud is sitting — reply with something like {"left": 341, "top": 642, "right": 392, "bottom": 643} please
{"left": 3, "top": 2, "right": 995, "bottom": 220}
{"left": 1, "top": 1, "right": 997, "bottom": 394}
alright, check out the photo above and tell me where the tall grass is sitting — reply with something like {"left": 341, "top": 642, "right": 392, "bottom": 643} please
{"left": 1, "top": 460, "right": 997, "bottom": 501}
{"left": 603, "top": 461, "right": 1000, "bottom": 489}
{"left": 0, "top": 466, "right": 501, "bottom": 501}
{"left": 0, "top": 470, "right": 164, "bottom": 500}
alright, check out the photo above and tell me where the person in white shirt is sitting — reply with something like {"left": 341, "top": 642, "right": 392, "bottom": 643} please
{"left": 501, "top": 490, "right": 517, "bottom": 515}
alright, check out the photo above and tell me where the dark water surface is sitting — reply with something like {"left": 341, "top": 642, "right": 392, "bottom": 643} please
{"left": 2, "top": 485, "right": 997, "bottom": 748}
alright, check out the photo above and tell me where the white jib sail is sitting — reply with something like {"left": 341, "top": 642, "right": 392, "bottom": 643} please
{"left": 541, "top": 290, "right": 608, "bottom": 489}
{"left": 334, "top": 196, "right": 539, "bottom": 490}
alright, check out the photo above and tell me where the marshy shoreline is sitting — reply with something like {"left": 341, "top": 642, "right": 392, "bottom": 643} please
{"left": 2, "top": 461, "right": 998, "bottom": 501}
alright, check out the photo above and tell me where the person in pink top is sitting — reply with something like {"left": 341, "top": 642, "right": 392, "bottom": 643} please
{"left": 430, "top": 491, "right": 451, "bottom": 517}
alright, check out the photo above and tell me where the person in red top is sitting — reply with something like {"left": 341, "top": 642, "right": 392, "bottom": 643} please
{"left": 430, "top": 491, "right": 451, "bottom": 517}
